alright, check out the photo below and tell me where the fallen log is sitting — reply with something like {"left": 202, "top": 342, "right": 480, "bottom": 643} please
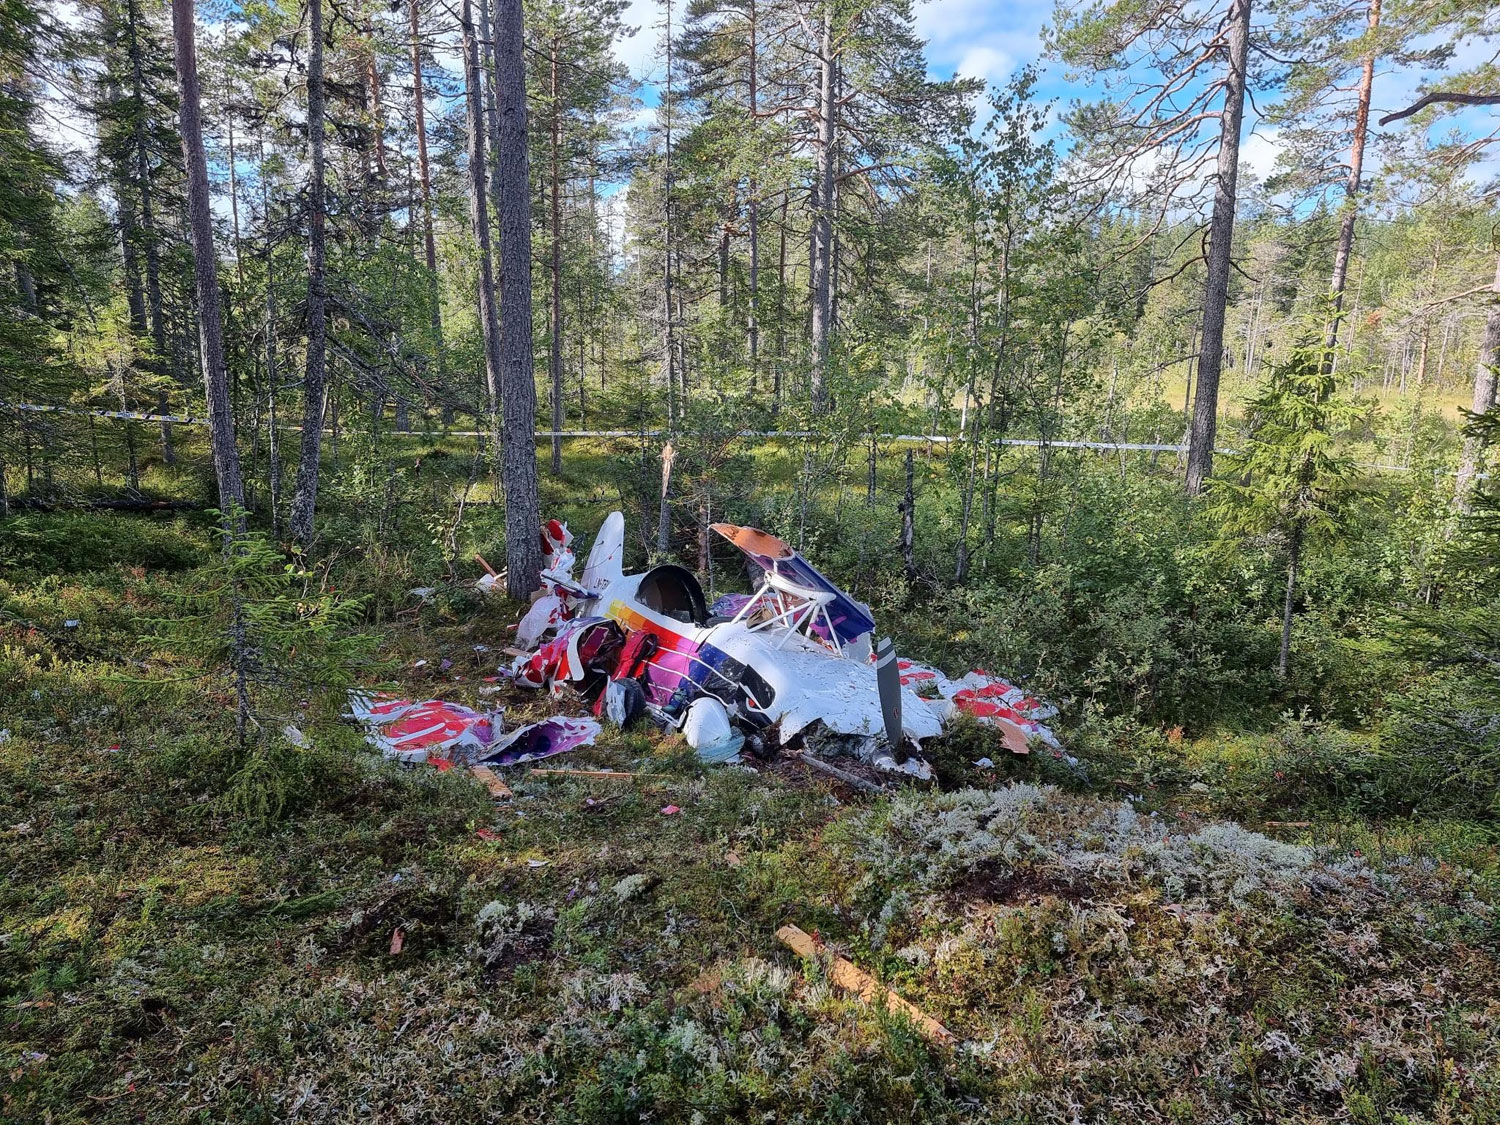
{"left": 775, "top": 924, "right": 953, "bottom": 1044}
{"left": 797, "top": 752, "right": 887, "bottom": 795}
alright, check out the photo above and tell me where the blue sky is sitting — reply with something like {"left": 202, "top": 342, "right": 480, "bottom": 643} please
{"left": 608, "top": 0, "right": 1290, "bottom": 186}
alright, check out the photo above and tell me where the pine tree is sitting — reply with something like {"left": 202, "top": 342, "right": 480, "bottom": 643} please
{"left": 1209, "top": 330, "right": 1368, "bottom": 677}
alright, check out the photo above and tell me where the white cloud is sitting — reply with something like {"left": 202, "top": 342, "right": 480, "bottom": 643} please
{"left": 915, "top": 0, "right": 1051, "bottom": 84}
{"left": 613, "top": 0, "right": 663, "bottom": 83}
{"left": 1240, "top": 127, "right": 1283, "bottom": 183}
{"left": 955, "top": 45, "right": 1016, "bottom": 86}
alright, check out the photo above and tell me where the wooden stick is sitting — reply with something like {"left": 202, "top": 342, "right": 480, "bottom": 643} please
{"left": 798, "top": 752, "right": 887, "bottom": 795}
{"left": 474, "top": 552, "right": 497, "bottom": 576}
{"left": 470, "top": 765, "right": 512, "bottom": 799}
{"left": 528, "top": 767, "right": 635, "bottom": 780}
{"left": 775, "top": 924, "right": 953, "bottom": 1044}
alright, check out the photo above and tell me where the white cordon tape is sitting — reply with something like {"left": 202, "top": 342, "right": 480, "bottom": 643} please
{"left": 8, "top": 402, "right": 1488, "bottom": 477}
{"left": 3, "top": 403, "right": 1235, "bottom": 454}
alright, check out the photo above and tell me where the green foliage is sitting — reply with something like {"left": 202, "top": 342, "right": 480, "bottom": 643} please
{"left": 1211, "top": 336, "right": 1370, "bottom": 546}
{"left": 0, "top": 510, "right": 209, "bottom": 574}
{"left": 137, "top": 514, "right": 379, "bottom": 743}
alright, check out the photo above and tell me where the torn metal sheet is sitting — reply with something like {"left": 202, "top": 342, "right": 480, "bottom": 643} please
{"left": 348, "top": 694, "right": 500, "bottom": 764}
{"left": 897, "top": 661, "right": 1060, "bottom": 749}
{"left": 348, "top": 690, "right": 598, "bottom": 768}
{"left": 480, "top": 715, "right": 600, "bottom": 766}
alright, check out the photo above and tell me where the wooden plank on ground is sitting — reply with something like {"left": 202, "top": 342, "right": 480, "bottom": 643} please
{"left": 528, "top": 767, "right": 635, "bottom": 780}
{"left": 470, "top": 766, "right": 512, "bottom": 799}
{"left": 775, "top": 924, "right": 954, "bottom": 1044}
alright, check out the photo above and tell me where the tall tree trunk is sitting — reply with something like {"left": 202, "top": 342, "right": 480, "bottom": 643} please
{"left": 477, "top": 0, "right": 503, "bottom": 219}
{"left": 662, "top": 0, "right": 678, "bottom": 424}
{"left": 1324, "top": 0, "right": 1380, "bottom": 363}
{"left": 171, "top": 0, "right": 243, "bottom": 527}
{"left": 290, "top": 0, "right": 328, "bottom": 548}
{"left": 495, "top": 0, "right": 542, "bottom": 596}
{"left": 746, "top": 0, "right": 759, "bottom": 384}
{"left": 408, "top": 0, "right": 448, "bottom": 417}
{"left": 808, "top": 2, "right": 835, "bottom": 412}
{"left": 261, "top": 148, "right": 283, "bottom": 537}
{"left": 126, "top": 0, "right": 175, "bottom": 464}
{"left": 1278, "top": 516, "right": 1303, "bottom": 679}
{"left": 899, "top": 447, "right": 915, "bottom": 581}
{"left": 1455, "top": 253, "right": 1500, "bottom": 508}
{"left": 462, "top": 0, "right": 505, "bottom": 482}
{"left": 773, "top": 194, "right": 787, "bottom": 416}
{"left": 548, "top": 34, "right": 564, "bottom": 475}
{"left": 1184, "top": 0, "right": 1251, "bottom": 496}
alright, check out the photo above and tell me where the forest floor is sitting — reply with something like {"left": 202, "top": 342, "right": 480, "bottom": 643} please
{"left": 2, "top": 504, "right": 1499, "bottom": 1123}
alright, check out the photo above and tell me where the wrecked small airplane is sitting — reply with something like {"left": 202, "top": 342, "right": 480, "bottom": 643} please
{"left": 502, "top": 512, "right": 1058, "bottom": 775}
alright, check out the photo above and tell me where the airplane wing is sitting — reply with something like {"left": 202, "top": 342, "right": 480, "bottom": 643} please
{"left": 709, "top": 522, "right": 876, "bottom": 652}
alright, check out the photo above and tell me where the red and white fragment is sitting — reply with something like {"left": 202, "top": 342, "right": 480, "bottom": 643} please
{"left": 347, "top": 691, "right": 601, "bottom": 767}
{"left": 896, "top": 661, "right": 1060, "bottom": 754}
{"left": 348, "top": 693, "right": 498, "bottom": 764}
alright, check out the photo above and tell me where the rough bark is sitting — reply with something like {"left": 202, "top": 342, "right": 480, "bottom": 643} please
{"left": 808, "top": 3, "right": 835, "bottom": 412}
{"left": 289, "top": 0, "right": 329, "bottom": 547}
{"left": 494, "top": 0, "right": 542, "bottom": 596}
{"left": 1184, "top": 0, "right": 1251, "bottom": 496}
{"left": 548, "top": 35, "right": 564, "bottom": 475}
{"left": 462, "top": 0, "right": 505, "bottom": 479}
{"left": 1455, "top": 253, "right": 1500, "bottom": 508}
{"left": 170, "top": 0, "right": 243, "bottom": 527}
{"left": 1324, "top": 0, "right": 1379, "bottom": 364}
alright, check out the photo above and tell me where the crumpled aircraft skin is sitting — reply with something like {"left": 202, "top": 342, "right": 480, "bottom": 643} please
{"left": 499, "top": 511, "right": 1055, "bottom": 763}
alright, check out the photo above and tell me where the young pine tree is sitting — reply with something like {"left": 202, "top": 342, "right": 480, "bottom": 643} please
{"left": 1209, "top": 333, "right": 1370, "bottom": 679}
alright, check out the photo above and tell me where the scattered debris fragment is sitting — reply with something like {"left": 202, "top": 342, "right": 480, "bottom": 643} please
{"left": 896, "top": 661, "right": 1060, "bottom": 749}
{"left": 660, "top": 804, "right": 680, "bottom": 815}
{"left": 775, "top": 924, "right": 954, "bottom": 1044}
{"left": 348, "top": 694, "right": 499, "bottom": 764}
{"left": 528, "top": 767, "right": 634, "bottom": 780}
{"left": 389, "top": 927, "right": 405, "bottom": 955}
{"left": 487, "top": 715, "right": 600, "bottom": 765}
{"left": 347, "top": 692, "right": 597, "bottom": 768}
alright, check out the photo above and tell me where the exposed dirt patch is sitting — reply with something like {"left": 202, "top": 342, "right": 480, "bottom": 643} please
{"left": 950, "top": 864, "right": 1088, "bottom": 908}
